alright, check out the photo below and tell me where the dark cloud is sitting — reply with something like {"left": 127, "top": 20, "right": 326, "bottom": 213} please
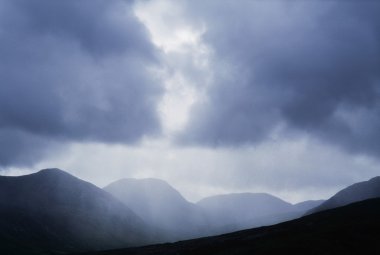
{"left": 0, "top": 0, "right": 162, "bottom": 167}
{"left": 0, "top": 128, "right": 62, "bottom": 167}
{"left": 181, "top": 1, "right": 380, "bottom": 157}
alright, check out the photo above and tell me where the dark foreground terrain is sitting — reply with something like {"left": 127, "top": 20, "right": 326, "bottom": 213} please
{"left": 80, "top": 198, "right": 380, "bottom": 255}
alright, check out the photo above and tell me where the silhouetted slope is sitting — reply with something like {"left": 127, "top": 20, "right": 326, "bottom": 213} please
{"left": 80, "top": 198, "right": 380, "bottom": 255}
{"left": 104, "top": 178, "right": 210, "bottom": 240}
{"left": 197, "top": 193, "right": 294, "bottom": 232}
{"left": 0, "top": 169, "right": 159, "bottom": 255}
{"left": 308, "top": 176, "right": 380, "bottom": 214}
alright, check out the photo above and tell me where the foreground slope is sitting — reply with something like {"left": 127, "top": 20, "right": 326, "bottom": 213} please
{"left": 308, "top": 176, "right": 380, "bottom": 214}
{"left": 80, "top": 198, "right": 380, "bottom": 255}
{"left": 0, "top": 169, "right": 159, "bottom": 255}
{"left": 104, "top": 178, "right": 211, "bottom": 240}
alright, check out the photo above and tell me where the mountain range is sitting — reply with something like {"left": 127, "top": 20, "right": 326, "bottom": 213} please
{"left": 105, "top": 178, "right": 325, "bottom": 237}
{"left": 0, "top": 168, "right": 379, "bottom": 254}
{"left": 83, "top": 198, "right": 380, "bottom": 255}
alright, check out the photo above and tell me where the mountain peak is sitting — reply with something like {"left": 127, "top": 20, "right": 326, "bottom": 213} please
{"left": 0, "top": 169, "right": 156, "bottom": 253}
{"left": 104, "top": 177, "right": 209, "bottom": 240}
{"left": 105, "top": 177, "right": 187, "bottom": 203}
{"left": 28, "top": 168, "right": 83, "bottom": 184}
{"left": 36, "top": 168, "right": 71, "bottom": 176}
{"left": 37, "top": 168, "right": 65, "bottom": 173}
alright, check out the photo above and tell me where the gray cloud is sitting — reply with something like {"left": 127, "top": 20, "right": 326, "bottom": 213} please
{"left": 181, "top": 1, "right": 380, "bottom": 157}
{"left": 0, "top": 0, "right": 162, "bottom": 167}
{"left": 0, "top": 128, "right": 62, "bottom": 167}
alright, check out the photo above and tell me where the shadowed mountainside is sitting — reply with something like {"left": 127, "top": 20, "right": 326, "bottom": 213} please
{"left": 77, "top": 198, "right": 380, "bottom": 255}
{"left": 308, "top": 176, "right": 380, "bottom": 214}
{"left": 0, "top": 169, "right": 161, "bottom": 255}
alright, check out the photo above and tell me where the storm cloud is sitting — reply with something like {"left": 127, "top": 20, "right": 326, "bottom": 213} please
{"left": 181, "top": 1, "right": 380, "bottom": 157}
{"left": 2, "top": 0, "right": 379, "bottom": 202}
{"left": 0, "top": 0, "right": 162, "bottom": 166}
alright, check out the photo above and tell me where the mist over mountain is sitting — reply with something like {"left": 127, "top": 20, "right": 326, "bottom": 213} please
{"left": 308, "top": 176, "right": 380, "bottom": 214}
{"left": 81, "top": 198, "right": 380, "bottom": 255}
{"left": 0, "top": 169, "right": 161, "bottom": 254}
{"left": 293, "top": 200, "right": 325, "bottom": 212}
{"left": 0, "top": 168, "right": 328, "bottom": 255}
{"left": 105, "top": 178, "right": 329, "bottom": 238}
{"left": 1, "top": 0, "right": 379, "bottom": 254}
{"left": 197, "top": 193, "right": 296, "bottom": 232}
{"left": 104, "top": 178, "right": 211, "bottom": 240}
{"left": 0, "top": 169, "right": 378, "bottom": 255}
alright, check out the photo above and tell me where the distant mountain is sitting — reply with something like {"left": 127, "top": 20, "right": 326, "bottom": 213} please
{"left": 293, "top": 199, "right": 325, "bottom": 212}
{"left": 197, "top": 193, "right": 295, "bottom": 232}
{"left": 308, "top": 176, "right": 380, "bottom": 214}
{"left": 82, "top": 198, "right": 380, "bottom": 255}
{"left": 106, "top": 178, "right": 326, "bottom": 240}
{"left": 0, "top": 169, "right": 160, "bottom": 255}
{"left": 104, "top": 178, "right": 211, "bottom": 240}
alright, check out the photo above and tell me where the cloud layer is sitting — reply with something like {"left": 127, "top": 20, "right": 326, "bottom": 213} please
{"left": 0, "top": 0, "right": 162, "bottom": 166}
{"left": 2, "top": 0, "right": 379, "bottom": 202}
{"left": 182, "top": 1, "right": 380, "bottom": 157}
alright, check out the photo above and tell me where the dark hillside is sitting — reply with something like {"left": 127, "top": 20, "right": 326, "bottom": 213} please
{"left": 0, "top": 169, "right": 160, "bottom": 255}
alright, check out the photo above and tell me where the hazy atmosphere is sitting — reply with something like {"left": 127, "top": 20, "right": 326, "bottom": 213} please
{"left": 1, "top": 0, "right": 380, "bottom": 203}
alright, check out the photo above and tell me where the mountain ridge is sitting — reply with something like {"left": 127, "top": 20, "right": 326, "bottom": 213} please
{"left": 105, "top": 178, "right": 315, "bottom": 238}
{"left": 77, "top": 197, "right": 380, "bottom": 255}
{"left": 2, "top": 169, "right": 378, "bottom": 254}
{"left": 307, "top": 176, "right": 380, "bottom": 214}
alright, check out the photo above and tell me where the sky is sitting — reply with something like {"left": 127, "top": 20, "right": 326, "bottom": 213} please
{"left": 1, "top": 0, "right": 380, "bottom": 203}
